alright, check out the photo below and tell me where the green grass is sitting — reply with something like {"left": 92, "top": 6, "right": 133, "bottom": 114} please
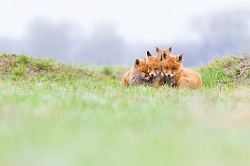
{"left": 0, "top": 54, "right": 250, "bottom": 166}
{"left": 102, "top": 66, "right": 117, "bottom": 79}
{"left": 246, "top": 70, "right": 250, "bottom": 78}
{"left": 199, "top": 65, "right": 231, "bottom": 87}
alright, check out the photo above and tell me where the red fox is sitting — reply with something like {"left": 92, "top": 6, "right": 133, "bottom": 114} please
{"left": 157, "top": 47, "right": 202, "bottom": 89}
{"left": 155, "top": 47, "right": 174, "bottom": 86}
{"left": 145, "top": 51, "right": 165, "bottom": 87}
{"left": 121, "top": 59, "right": 151, "bottom": 87}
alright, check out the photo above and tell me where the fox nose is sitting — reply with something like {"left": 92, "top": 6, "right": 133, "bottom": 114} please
{"left": 167, "top": 74, "right": 171, "bottom": 78}
{"left": 150, "top": 74, "right": 155, "bottom": 77}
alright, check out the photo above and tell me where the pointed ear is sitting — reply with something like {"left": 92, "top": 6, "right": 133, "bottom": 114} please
{"left": 156, "top": 47, "right": 163, "bottom": 54}
{"left": 157, "top": 52, "right": 163, "bottom": 61}
{"left": 146, "top": 51, "right": 152, "bottom": 59}
{"left": 134, "top": 59, "right": 141, "bottom": 66}
{"left": 176, "top": 54, "right": 183, "bottom": 63}
{"left": 161, "top": 51, "right": 170, "bottom": 60}
{"left": 166, "top": 47, "right": 172, "bottom": 53}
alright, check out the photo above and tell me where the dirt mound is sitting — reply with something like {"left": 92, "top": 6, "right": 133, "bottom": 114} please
{"left": 224, "top": 55, "right": 250, "bottom": 85}
{"left": 0, "top": 54, "right": 90, "bottom": 80}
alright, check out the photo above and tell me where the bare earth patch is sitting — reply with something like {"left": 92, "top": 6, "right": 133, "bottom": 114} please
{"left": 224, "top": 55, "right": 250, "bottom": 85}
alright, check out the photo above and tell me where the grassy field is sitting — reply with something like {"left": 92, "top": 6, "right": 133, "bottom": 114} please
{"left": 0, "top": 54, "right": 250, "bottom": 166}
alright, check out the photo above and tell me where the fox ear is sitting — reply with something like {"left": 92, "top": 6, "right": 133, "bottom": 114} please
{"left": 146, "top": 51, "right": 152, "bottom": 59}
{"left": 176, "top": 54, "right": 183, "bottom": 63}
{"left": 157, "top": 53, "right": 163, "bottom": 61}
{"left": 156, "top": 47, "right": 163, "bottom": 54}
{"left": 159, "top": 47, "right": 172, "bottom": 60}
{"left": 166, "top": 47, "right": 172, "bottom": 53}
{"left": 134, "top": 59, "right": 141, "bottom": 66}
{"left": 161, "top": 51, "right": 170, "bottom": 60}
{"left": 162, "top": 52, "right": 166, "bottom": 60}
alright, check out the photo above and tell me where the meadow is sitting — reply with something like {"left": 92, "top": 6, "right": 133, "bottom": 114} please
{"left": 0, "top": 54, "right": 250, "bottom": 166}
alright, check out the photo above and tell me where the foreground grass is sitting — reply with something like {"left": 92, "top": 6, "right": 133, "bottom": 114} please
{"left": 0, "top": 54, "right": 250, "bottom": 166}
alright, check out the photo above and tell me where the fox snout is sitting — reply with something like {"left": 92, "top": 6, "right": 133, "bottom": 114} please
{"left": 149, "top": 71, "right": 160, "bottom": 77}
{"left": 150, "top": 73, "right": 156, "bottom": 77}
{"left": 164, "top": 72, "right": 175, "bottom": 78}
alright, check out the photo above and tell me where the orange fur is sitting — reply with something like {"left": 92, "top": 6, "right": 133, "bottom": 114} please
{"left": 159, "top": 48, "right": 202, "bottom": 89}
{"left": 121, "top": 59, "right": 150, "bottom": 87}
{"left": 145, "top": 51, "right": 165, "bottom": 87}
{"left": 155, "top": 47, "right": 175, "bottom": 86}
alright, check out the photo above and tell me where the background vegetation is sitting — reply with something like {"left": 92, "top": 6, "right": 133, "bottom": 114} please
{"left": 1, "top": 9, "right": 250, "bottom": 66}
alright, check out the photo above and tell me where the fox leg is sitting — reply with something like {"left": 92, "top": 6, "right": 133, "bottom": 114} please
{"left": 121, "top": 78, "right": 129, "bottom": 87}
{"left": 154, "top": 75, "right": 164, "bottom": 88}
{"left": 154, "top": 80, "right": 161, "bottom": 88}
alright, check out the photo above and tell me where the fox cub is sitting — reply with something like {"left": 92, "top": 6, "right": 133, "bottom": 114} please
{"left": 145, "top": 51, "right": 165, "bottom": 87}
{"left": 157, "top": 47, "right": 202, "bottom": 89}
{"left": 121, "top": 59, "right": 150, "bottom": 87}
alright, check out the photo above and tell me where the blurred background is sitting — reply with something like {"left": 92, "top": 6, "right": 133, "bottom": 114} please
{"left": 1, "top": 0, "right": 250, "bottom": 66}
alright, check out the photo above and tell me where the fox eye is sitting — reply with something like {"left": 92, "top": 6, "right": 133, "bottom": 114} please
{"left": 165, "top": 67, "right": 168, "bottom": 69}
{"left": 155, "top": 68, "right": 158, "bottom": 70}
{"left": 172, "top": 67, "right": 176, "bottom": 70}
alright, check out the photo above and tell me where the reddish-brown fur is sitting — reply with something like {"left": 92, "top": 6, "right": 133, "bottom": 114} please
{"left": 121, "top": 59, "right": 150, "bottom": 87}
{"left": 158, "top": 47, "right": 202, "bottom": 89}
{"left": 145, "top": 51, "right": 165, "bottom": 87}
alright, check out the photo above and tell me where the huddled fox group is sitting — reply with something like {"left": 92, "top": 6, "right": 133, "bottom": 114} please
{"left": 121, "top": 47, "right": 202, "bottom": 89}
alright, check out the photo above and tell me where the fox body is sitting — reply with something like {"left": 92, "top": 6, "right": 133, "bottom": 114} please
{"left": 158, "top": 48, "right": 202, "bottom": 89}
{"left": 121, "top": 59, "right": 151, "bottom": 87}
{"left": 145, "top": 51, "right": 165, "bottom": 87}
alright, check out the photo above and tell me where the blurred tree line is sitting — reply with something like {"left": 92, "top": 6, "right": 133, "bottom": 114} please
{"left": 0, "top": 9, "right": 250, "bottom": 66}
